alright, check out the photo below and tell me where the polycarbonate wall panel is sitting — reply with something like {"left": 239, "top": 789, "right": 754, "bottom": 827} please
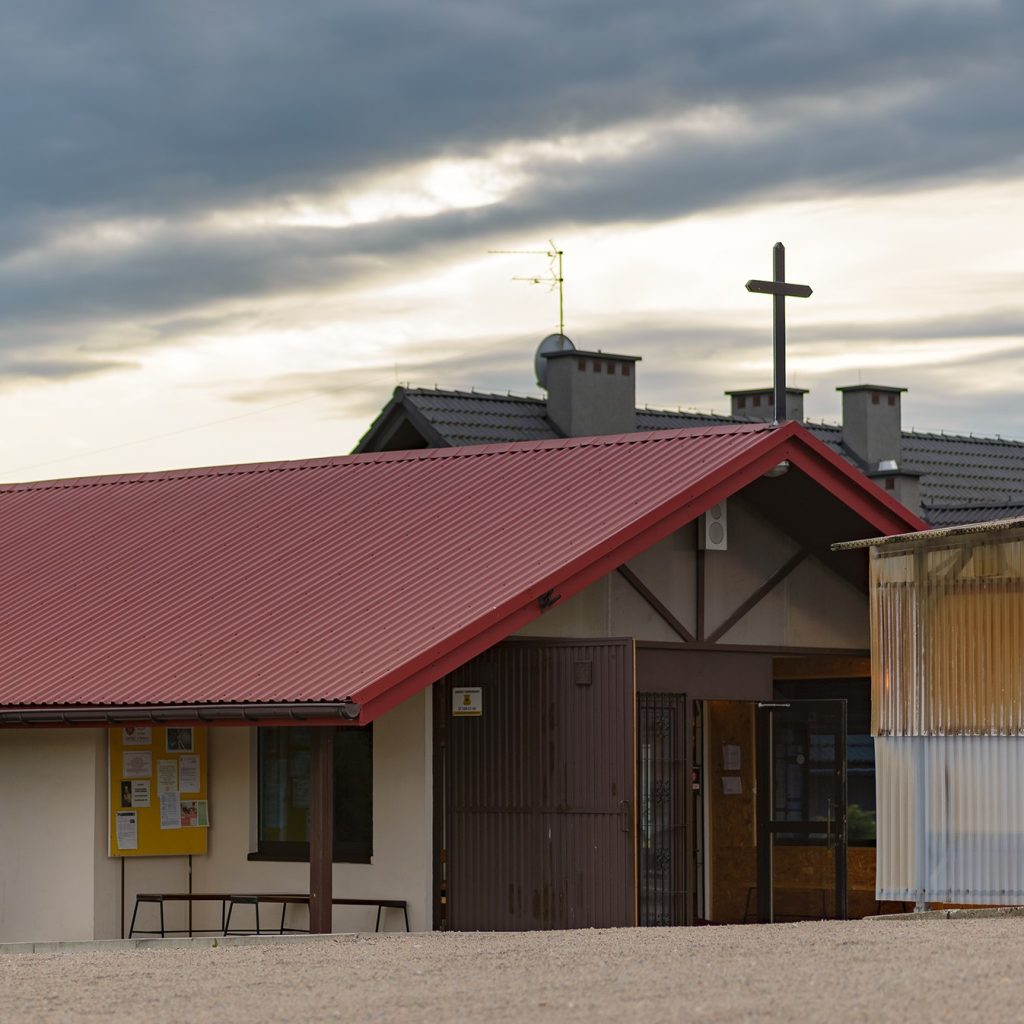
{"left": 876, "top": 736, "right": 1024, "bottom": 904}
{"left": 871, "top": 533, "right": 1024, "bottom": 736}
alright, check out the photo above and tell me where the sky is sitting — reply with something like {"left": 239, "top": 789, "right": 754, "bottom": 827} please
{"left": 1, "top": 0, "right": 1023, "bottom": 482}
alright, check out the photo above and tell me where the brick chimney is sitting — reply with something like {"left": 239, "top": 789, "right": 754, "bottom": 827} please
{"left": 543, "top": 350, "right": 640, "bottom": 437}
{"left": 726, "top": 387, "right": 808, "bottom": 422}
{"left": 837, "top": 384, "right": 921, "bottom": 516}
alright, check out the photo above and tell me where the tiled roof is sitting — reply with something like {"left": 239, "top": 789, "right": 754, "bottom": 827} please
{"left": 0, "top": 423, "right": 922, "bottom": 723}
{"left": 374, "top": 388, "right": 1024, "bottom": 528}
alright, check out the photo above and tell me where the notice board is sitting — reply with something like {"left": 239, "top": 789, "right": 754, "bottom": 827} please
{"left": 108, "top": 726, "right": 209, "bottom": 857}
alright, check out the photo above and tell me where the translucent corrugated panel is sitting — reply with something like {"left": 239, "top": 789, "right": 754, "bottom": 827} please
{"left": 876, "top": 736, "right": 1024, "bottom": 903}
{"left": 871, "top": 534, "right": 1024, "bottom": 736}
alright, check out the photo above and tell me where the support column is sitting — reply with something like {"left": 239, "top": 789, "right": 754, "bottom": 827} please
{"left": 309, "top": 727, "right": 334, "bottom": 934}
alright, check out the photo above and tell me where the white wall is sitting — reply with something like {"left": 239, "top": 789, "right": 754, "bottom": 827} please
{"left": 0, "top": 729, "right": 106, "bottom": 943}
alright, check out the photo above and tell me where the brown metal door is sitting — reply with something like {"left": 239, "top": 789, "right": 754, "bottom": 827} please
{"left": 444, "top": 638, "right": 636, "bottom": 931}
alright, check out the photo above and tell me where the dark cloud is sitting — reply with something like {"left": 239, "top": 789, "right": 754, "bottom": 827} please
{"left": 1, "top": 0, "right": 1023, "bottom": 383}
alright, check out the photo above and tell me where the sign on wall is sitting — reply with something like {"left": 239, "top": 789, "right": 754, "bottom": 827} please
{"left": 108, "top": 726, "right": 209, "bottom": 857}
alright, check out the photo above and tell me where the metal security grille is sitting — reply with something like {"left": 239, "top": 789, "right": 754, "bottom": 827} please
{"left": 638, "top": 693, "right": 687, "bottom": 926}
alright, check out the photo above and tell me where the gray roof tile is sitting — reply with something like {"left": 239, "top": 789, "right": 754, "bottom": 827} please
{"left": 380, "top": 387, "right": 1024, "bottom": 528}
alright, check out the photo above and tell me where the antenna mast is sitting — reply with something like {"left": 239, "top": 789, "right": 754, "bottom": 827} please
{"left": 489, "top": 241, "right": 565, "bottom": 335}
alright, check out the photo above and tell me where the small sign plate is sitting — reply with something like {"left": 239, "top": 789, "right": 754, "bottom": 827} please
{"left": 452, "top": 686, "right": 482, "bottom": 717}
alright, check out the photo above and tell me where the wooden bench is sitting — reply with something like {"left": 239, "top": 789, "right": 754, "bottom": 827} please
{"left": 129, "top": 892, "right": 409, "bottom": 938}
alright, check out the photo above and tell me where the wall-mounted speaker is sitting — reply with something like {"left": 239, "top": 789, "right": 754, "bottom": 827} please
{"left": 698, "top": 500, "right": 728, "bottom": 551}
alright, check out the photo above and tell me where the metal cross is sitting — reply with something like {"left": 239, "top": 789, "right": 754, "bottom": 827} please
{"left": 745, "top": 242, "right": 812, "bottom": 422}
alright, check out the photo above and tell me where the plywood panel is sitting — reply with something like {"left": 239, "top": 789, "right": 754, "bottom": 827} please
{"left": 706, "top": 700, "right": 757, "bottom": 923}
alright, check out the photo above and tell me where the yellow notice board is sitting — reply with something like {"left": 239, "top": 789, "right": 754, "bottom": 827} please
{"left": 108, "top": 726, "right": 209, "bottom": 857}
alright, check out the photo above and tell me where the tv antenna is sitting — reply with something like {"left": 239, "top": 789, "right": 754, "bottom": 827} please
{"left": 489, "top": 241, "right": 565, "bottom": 335}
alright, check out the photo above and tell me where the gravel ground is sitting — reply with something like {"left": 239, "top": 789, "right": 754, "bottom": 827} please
{"left": 2, "top": 917, "right": 1022, "bottom": 1023}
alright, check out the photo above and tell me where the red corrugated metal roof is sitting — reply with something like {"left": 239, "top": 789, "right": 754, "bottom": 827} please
{"left": 0, "top": 421, "right": 924, "bottom": 723}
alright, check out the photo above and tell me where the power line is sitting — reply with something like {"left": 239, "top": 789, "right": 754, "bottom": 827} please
{"left": 0, "top": 393, "right": 319, "bottom": 478}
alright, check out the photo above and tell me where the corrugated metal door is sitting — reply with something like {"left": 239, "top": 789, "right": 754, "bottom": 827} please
{"left": 444, "top": 638, "right": 636, "bottom": 931}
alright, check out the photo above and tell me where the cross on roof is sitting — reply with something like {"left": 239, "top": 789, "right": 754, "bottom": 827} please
{"left": 745, "top": 242, "right": 812, "bottom": 423}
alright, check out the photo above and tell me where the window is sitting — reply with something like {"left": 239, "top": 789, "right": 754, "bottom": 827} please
{"left": 254, "top": 726, "right": 373, "bottom": 862}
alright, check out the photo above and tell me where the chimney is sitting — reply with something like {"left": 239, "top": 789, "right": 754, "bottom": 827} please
{"left": 726, "top": 387, "right": 808, "bottom": 422}
{"left": 543, "top": 349, "right": 640, "bottom": 437}
{"left": 837, "top": 384, "right": 921, "bottom": 516}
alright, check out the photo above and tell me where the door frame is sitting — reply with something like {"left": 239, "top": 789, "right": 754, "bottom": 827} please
{"left": 755, "top": 699, "right": 848, "bottom": 923}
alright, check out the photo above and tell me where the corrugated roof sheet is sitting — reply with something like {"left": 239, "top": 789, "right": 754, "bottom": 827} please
{"left": 368, "top": 388, "right": 1024, "bottom": 527}
{"left": 0, "top": 422, "right": 922, "bottom": 723}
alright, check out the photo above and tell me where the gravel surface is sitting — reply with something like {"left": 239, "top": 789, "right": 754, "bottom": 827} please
{"left": 2, "top": 917, "right": 1022, "bottom": 1023}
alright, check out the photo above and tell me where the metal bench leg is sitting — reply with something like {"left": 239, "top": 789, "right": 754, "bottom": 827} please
{"left": 403, "top": 905, "right": 410, "bottom": 932}
{"left": 224, "top": 900, "right": 234, "bottom": 936}
{"left": 280, "top": 903, "right": 288, "bottom": 934}
{"left": 256, "top": 902, "right": 261, "bottom": 935}
{"left": 375, "top": 905, "right": 382, "bottom": 932}
{"left": 160, "top": 898, "right": 165, "bottom": 938}
{"left": 129, "top": 899, "right": 142, "bottom": 939}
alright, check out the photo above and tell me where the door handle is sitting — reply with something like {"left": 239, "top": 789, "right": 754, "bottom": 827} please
{"left": 826, "top": 798, "right": 834, "bottom": 850}
{"left": 620, "top": 800, "right": 631, "bottom": 833}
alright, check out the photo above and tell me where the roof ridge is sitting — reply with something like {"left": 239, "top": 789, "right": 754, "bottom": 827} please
{"left": 406, "top": 389, "right": 1024, "bottom": 446}
{"left": 0, "top": 422, "right": 780, "bottom": 494}
{"left": 406, "top": 386, "right": 546, "bottom": 405}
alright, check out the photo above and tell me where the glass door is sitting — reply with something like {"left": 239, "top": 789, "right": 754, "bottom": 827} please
{"left": 756, "top": 700, "right": 847, "bottom": 923}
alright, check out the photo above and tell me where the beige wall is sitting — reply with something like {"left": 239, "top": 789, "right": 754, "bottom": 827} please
{"left": 519, "top": 498, "right": 868, "bottom": 649}
{"left": 1, "top": 690, "right": 433, "bottom": 943}
{"left": 0, "top": 729, "right": 108, "bottom": 943}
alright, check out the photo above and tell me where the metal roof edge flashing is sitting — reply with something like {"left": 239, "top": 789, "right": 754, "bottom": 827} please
{"left": 0, "top": 702, "right": 363, "bottom": 728}
{"left": 833, "top": 515, "right": 1024, "bottom": 552}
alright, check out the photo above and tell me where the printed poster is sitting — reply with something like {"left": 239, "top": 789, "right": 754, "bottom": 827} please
{"left": 120, "top": 780, "right": 151, "bottom": 808}
{"left": 178, "top": 755, "right": 200, "bottom": 793}
{"left": 166, "top": 727, "right": 194, "bottom": 753}
{"left": 122, "top": 726, "right": 152, "bottom": 746}
{"left": 116, "top": 811, "right": 138, "bottom": 850}
{"left": 159, "top": 791, "right": 181, "bottom": 829}
{"left": 157, "top": 759, "right": 178, "bottom": 794}
{"left": 180, "top": 799, "right": 210, "bottom": 828}
{"left": 122, "top": 749, "right": 152, "bottom": 779}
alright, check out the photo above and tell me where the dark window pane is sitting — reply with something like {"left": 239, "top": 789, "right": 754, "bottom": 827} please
{"left": 256, "top": 726, "right": 372, "bottom": 862}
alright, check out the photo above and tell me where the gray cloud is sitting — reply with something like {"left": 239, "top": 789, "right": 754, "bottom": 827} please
{"left": 1, "top": 0, "right": 1023, "bottom": 384}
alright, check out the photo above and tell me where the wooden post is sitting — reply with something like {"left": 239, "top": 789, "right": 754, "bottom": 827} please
{"left": 309, "top": 727, "right": 334, "bottom": 934}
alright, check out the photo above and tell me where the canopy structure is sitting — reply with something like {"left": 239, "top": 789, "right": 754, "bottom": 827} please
{"left": 0, "top": 421, "right": 925, "bottom": 726}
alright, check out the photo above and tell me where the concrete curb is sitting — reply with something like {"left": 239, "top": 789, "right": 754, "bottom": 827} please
{"left": 868, "top": 906, "right": 1024, "bottom": 922}
{"left": 0, "top": 931, "right": 377, "bottom": 956}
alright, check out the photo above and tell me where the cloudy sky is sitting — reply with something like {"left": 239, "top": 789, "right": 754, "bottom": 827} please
{"left": 1, "top": 0, "right": 1022, "bottom": 481}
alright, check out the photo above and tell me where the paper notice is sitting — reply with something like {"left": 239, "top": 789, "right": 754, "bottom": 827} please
{"left": 722, "top": 744, "right": 742, "bottom": 772}
{"left": 122, "top": 749, "right": 152, "bottom": 779}
{"left": 131, "top": 780, "right": 151, "bottom": 808}
{"left": 157, "top": 759, "right": 178, "bottom": 794}
{"left": 722, "top": 775, "right": 743, "bottom": 795}
{"left": 159, "top": 791, "right": 181, "bottom": 829}
{"left": 122, "top": 726, "right": 152, "bottom": 746}
{"left": 195, "top": 800, "right": 209, "bottom": 827}
{"left": 178, "top": 754, "right": 200, "bottom": 793}
{"left": 116, "top": 811, "right": 138, "bottom": 850}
